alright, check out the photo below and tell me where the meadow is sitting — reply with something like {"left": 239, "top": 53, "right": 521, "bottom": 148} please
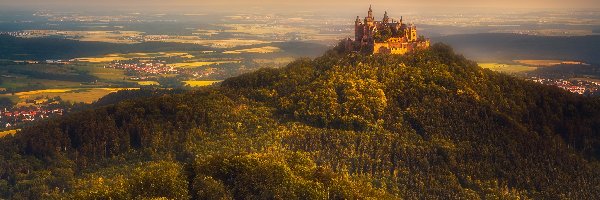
{"left": 0, "top": 62, "right": 131, "bottom": 92}
{"left": 0, "top": 76, "right": 81, "bottom": 90}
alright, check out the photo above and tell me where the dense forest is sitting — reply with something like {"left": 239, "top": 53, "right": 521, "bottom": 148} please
{"left": 1, "top": 43, "right": 600, "bottom": 199}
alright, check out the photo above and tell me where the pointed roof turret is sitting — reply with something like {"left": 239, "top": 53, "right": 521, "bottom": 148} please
{"left": 383, "top": 11, "right": 390, "bottom": 23}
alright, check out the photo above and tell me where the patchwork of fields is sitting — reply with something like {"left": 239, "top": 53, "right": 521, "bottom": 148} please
{"left": 3, "top": 88, "right": 139, "bottom": 105}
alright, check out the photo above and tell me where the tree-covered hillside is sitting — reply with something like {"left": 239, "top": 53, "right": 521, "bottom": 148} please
{"left": 1, "top": 44, "right": 599, "bottom": 199}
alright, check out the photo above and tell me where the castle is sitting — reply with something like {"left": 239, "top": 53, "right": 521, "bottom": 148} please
{"left": 348, "top": 6, "right": 430, "bottom": 54}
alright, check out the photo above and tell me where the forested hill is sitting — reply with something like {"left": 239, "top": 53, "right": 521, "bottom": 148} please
{"left": 1, "top": 44, "right": 600, "bottom": 199}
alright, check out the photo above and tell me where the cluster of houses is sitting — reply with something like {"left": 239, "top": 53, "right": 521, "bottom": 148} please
{"left": 104, "top": 61, "right": 178, "bottom": 75}
{"left": 530, "top": 77, "right": 600, "bottom": 95}
{"left": 1, "top": 107, "right": 64, "bottom": 128}
{"left": 104, "top": 60, "right": 218, "bottom": 80}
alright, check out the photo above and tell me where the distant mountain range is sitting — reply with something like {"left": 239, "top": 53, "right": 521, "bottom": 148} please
{"left": 434, "top": 33, "right": 600, "bottom": 64}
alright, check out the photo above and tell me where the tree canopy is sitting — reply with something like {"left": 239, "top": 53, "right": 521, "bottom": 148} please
{"left": 1, "top": 43, "right": 599, "bottom": 199}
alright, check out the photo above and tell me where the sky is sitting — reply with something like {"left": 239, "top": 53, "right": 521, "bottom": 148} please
{"left": 0, "top": 0, "right": 599, "bottom": 12}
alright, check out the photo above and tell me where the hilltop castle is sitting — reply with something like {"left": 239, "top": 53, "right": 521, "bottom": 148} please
{"left": 347, "top": 6, "right": 430, "bottom": 54}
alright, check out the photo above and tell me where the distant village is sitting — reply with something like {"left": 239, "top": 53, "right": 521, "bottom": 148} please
{"left": 528, "top": 77, "right": 600, "bottom": 96}
{"left": 103, "top": 59, "right": 217, "bottom": 81}
{"left": 0, "top": 97, "right": 67, "bottom": 129}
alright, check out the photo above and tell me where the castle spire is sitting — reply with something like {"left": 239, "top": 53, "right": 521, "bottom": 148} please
{"left": 383, "top": 11, "right": 389, "bottom": 23}
{"left": 368, "top": 5, "right": 373, "bottom": 18}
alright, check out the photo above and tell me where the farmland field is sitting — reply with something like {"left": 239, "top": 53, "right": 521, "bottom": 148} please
{"left": 0, "top": 129, "right": 19, "bottom": 138}
{"left": 21, "top": 30, "right": 144, "bottom": 44}
{"left": 2, "top": 88, "right": 139, "bottom": 104}
{"left": 137, "top": 81, "right": 160, "bottom": 86}
{"left": 254, "top": 57, "right": 295, "bottom": 64}
{"left": 78, "top": 65, "right": 129, "bottom": 82}
{"left": 75, "top": 52, "right": 195, "bottom": 63}
{"left": 223, "top": 46, "right": 281, "bottom": 54}
{"left": 183, "top": 80, "right": 222, "bottom": 87}
{"left": 514, "top": 59, "right": 584, "bottom": 66}
{"left": 169, "top": 61, "right": 239, "bottom": 68}
{"left": 0, "top": 76, "right": 81, "bottom": 89}
{"left": 479, "top": 63, "right": 538, "bottom": 74}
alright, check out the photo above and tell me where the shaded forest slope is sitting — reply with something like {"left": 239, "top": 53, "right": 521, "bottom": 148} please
{"left": 1, "top": 44, "right": 600, "bottom": 199}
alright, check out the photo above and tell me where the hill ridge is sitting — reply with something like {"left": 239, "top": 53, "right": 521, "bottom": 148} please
{"left": 1, "top": 43, "right": 599, "bottom": 199}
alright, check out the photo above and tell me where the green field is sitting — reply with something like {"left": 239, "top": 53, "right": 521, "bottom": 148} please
{"left": 0, "top": 62, "right": 131, "bottom": 93}
{"left": 77, "top": 64, "right": 129, "bottom": 82}
{"left": 0, "top": 76, "right": 82, "bottom": 89}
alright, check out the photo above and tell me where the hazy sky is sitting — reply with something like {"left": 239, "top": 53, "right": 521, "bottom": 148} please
{"left": 1, "top": 0, "right": 599, "bottom": 12}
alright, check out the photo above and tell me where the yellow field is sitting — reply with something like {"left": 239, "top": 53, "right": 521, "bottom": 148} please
{"left": 0, "top": 129, "right": 19, "bottom": 138}
{"left": 254, "top": 57, "right": 295, "bottom": 64}
{"left": 514, "top": 60, "right": 583, "bottom": 66}
{"left": 137, "top": 81, "right": 160, "bottom": 86}
{"left": 479, "top": 63, "right": 537, "bottom": 74}
{"left": 163, "top": 39, "right": 271, "bottom": 48}
{"left": 14, "top": 89, "right": 72, "bottom": 96}
{"left": 4, "top": 88, "right": 139, "bottom": 104}
{"left": 76, "top": 56, "right": 128, "bottom": 63}
{"left": 223, "top": 46, "right": 281, "bottom": 54}
{"left": 183, "top": 81, "right": 222, "bottom": 87}
{"left": 169, "top": 61, "right": 239, "bottom": 68}
{"left": 76, "top": 52, "right": 195, "bottom": 63}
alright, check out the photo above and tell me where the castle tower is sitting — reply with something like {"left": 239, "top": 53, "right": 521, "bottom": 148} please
{"left": 365, "top": 5, "right": 375, "bottom": 28}
{"left": 409, "top": 24, "right": 417, "bottom": 42}
{"left": 383, "top": 11, "right": 390, "bottom": 24}
{"left": 355, "top": 16, "right": 363, "bottom": 41}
